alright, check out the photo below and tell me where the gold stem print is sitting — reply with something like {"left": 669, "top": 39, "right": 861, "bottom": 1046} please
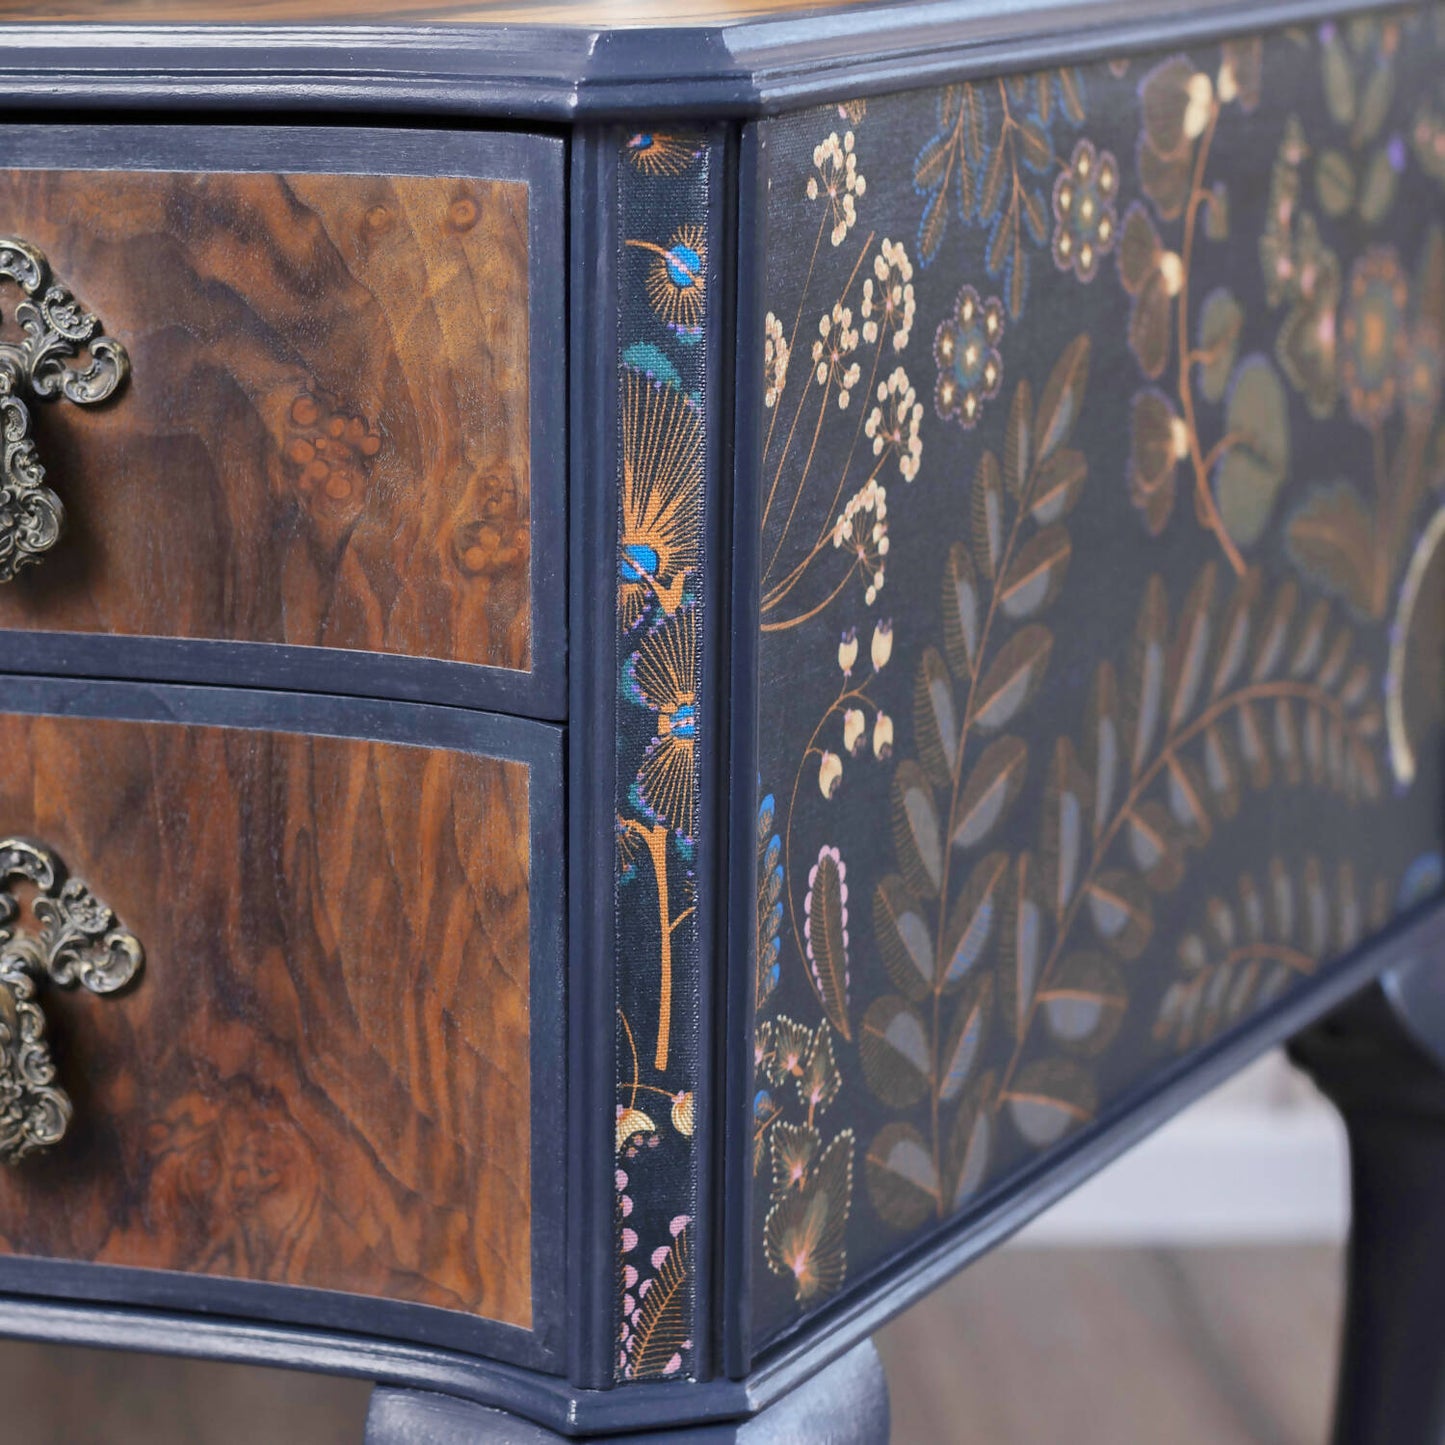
{"left": 619, "top": 816, "right": 688, "bottom": 1073}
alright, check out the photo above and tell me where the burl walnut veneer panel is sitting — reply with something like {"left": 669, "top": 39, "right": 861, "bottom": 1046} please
{"left": 0, "top": 168, "right": 533, "bottom": 674}
{"left": 0, "top": 713, "right": 533, "bottom": 1328}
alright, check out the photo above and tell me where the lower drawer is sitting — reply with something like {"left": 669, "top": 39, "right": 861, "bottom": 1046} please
{"left": 0, "top": 680, "right": 562, "bottom": 1367}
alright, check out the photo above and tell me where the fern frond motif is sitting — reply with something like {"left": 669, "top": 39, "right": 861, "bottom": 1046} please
{"left": 620, "top": 1222, "right": 691, "bottom": 1380}
{"left": 991, "top": 562, "right": 1388, "bottom": 1143}
{"left": 912, "top": 71, "right": 1088, "bottom": 316}
{"left": 863, "top": 338, "right": 1091, "bottom": 1227}
{"left": 1154, "top": 857, "right": 1391, "bottom": 1051}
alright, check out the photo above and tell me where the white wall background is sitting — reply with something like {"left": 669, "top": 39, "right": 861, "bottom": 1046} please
{"left": 1016, "top": 1049, "right": 1348, "bottom": 1246}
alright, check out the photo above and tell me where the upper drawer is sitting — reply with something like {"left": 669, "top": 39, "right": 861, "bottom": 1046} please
{"left": 0, "top": 126, "right": 565, "bottom": 718}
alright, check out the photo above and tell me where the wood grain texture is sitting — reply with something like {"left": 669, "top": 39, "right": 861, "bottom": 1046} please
{"left": 0, "top": 712, "right": 534, "bottom": 1328}
{"left": 0, "top": 169, "right": 534, "bottom": 674}
{"left": 0, "top": 0, "right": 869, "bottom": 25}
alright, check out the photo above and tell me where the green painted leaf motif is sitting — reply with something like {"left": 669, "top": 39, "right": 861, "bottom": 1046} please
{"left": 1087, "top": 662, "right": 1121, "bottom": 837}
{"left": 1202, "top": 722, "right": 1243, "bottom": 819}
{"left": 1214, "top": 357, "right": 1291, "bottom": 549}
{"left": 1003, "top": 379, "right": 1033, "bottom": 501}
{"left": 1156, "top": 856, "right": 1382, "bottom": 1054}
{"left": 999, "top": 525, "right": 1072, "bottom": 620}
{"left": 1355, "top": 55, "right": 1394, "bottom": 146}
{"left": 1018, "top": 116, "right": 1053, "bottom": 170}
{"left": 1042, "top": 737, "right": 1088, "bottom": 921}
{"left": 874, "top": 875, "right": 936, "bottom": 1002}
{"left": 943, "top": 852, "right": 1010, "bottom": 988}
{"left": 952, "top": 736, "right": 1029, "bottom": 850}
{"left": 1274, "top": 696, "right": 1303, "bottom": 786}
{"left": 1205, "top": 182, "right": 1230, "bottom": 241}
{"left": 1322, "top": 30, "right": 1356, "bottom": 127}
{"left": 1358, "top": 145, "right": 1398, "bottom": 225}
{"left": 1138, "top": 57, "right": 1197, "bottom": 220}
{"left": 950, "top": 1075, "right": 996, "bottom": 1209}
{"left": 1196, "top": 290, "right": 1243, "bottom": 403}
{"left": 918, "top": 187, "right": 951, "bottom": 267}
{"left": 1290, "top": 598, "right": 1331, "bottom": 678}
{"left": 860, "top": 996, "right": 932, "bottom": 1108}
{"left": 1126, "top": 799, "right": 1184, "bottom": 892}
{"left": 914, "top": 647, "right": 960, "bottom": 791}
{"left": 1164, "top": 753, "right": 1213, "bottom": 845}
{"left": 1251, "top": 579, "right": 1298, "bottom": 681}
{"left": 1316, "top": 148, "right": 1356, "bottom": 217}
{"left": 974, "top": 625, "right": 1054, "bottom": 732}
{"left": 1085, "top": 868, "right": 1154, "bottom": 960}
{"left": 892, "top": 761, "right": 944, "bottom": 899}
{"left": 1317, "top": 627, "right": 1352, "bottom": 690}
{"left": 999, "top": 853, "right": 1045, "bottom": 1040}
{"left": 1033, "top": 335, "right": 1091, "bottom": 465}
{"left": 942, "top": 542, "right": 982, "bottom": 680}
{"left": 866, "top": 1122, "right": 940, "bottom": 1230}
{"left": 1128, "top": 389, "right": 1181, "bottom": 535}
{"left": 1005, "top": 1059, "right": 1097, "bottom": 1147}
{"left": 1125, "top": 576, "right": 1169, "bottom": 777}
{"left": 1058, "top": 67, "right": 1086, "bottom": 123}
{"left": 972, "top": 451, "right": 1007, "bottom": 583}
{"left": 1040, "top": 951, "right": 1127, "bottom": 1056}
{"left": 1167, "top": 563, "right": 1217, "bottom": 730}
{"left": 1030, "top": 448, "right": 1088, "bottom": 525}
{"left": 939, "top": 976, "right": 993, "bottom": 1102}
{"left": 1236, "top": 699, "right": 1272, "bottom": 790}
{"left": 1210, "top": 569, "right": 1259, "bottom": 698}
{"left": 914, "top": 131, "right": 954, "bottom": 190}
{"left": 980, "top": 126, "right": 1008, "bottom": 224}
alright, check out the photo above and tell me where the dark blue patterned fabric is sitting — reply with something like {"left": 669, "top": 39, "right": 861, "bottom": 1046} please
{"left": 749, "top": 13, "right": 1445, "bottom": 1351}
{"left": 614, "top": 129, "right": 710, "bottom": 1382}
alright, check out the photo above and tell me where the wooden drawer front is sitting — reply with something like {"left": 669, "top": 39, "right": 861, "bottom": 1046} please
{"left": 0, "top": 128, "right": 564, "bottom": 716}
{"left": 0, "top": 687, "right": 561, "bottom": 1360}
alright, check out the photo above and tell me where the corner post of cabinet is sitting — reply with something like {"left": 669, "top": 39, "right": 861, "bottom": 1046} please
{"left": 573, "top": 117, "right": 735, "bottom": 1398}
{"left": 721, "top": 118, "right": 769, "bottom": 1383}
{"left": 568, "top": 124, "right": 624, "bottom": 1392}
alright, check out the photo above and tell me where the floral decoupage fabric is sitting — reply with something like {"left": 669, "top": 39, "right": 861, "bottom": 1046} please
{"left": 750, "top": 10, "right": 1445, "bottom": 1350}
{"left": 614, "top": 130, "right": 710, "bottom": 1380}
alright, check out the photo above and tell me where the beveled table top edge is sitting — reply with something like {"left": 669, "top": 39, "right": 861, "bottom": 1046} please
{"left": 0, "top": 0, "right": 1413, "bottom": 119}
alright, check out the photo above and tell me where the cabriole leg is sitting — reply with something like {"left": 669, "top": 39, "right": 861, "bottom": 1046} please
{"left": 1290, "top": 969, "right": 1445, "bottom": 1445}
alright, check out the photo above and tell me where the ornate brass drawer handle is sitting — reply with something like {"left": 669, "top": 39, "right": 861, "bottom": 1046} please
{"left": 0, "top": 838, "right": 144, "bottom": 1163}
{"left": 0, "top": 237, "right": 130, "bottom": 583}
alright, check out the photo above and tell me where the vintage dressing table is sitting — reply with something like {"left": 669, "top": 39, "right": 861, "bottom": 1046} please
{"left": 0, "top": 0, "right": 1442, "bottom": 1439}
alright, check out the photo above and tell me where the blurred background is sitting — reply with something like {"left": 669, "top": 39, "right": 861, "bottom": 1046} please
{"left": 1, "top": 1048, "right": 1346, "bottom": 1444}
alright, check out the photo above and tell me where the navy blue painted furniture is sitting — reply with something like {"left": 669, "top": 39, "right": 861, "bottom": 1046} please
{"left": 1, "top": 2, "right": 1444, "bottom": 1440}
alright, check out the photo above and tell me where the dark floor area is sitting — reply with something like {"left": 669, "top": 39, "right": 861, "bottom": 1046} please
{"left": 0, "top": 1245, "right": 1342, "bottom": 1444}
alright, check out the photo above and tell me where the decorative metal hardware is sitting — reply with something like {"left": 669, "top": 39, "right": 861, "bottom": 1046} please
{"left": 0, "top": 236, "right": 130, "bottom": 582}
{"left": 0, "top": 838, "right": 144, "bottom": 1163}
